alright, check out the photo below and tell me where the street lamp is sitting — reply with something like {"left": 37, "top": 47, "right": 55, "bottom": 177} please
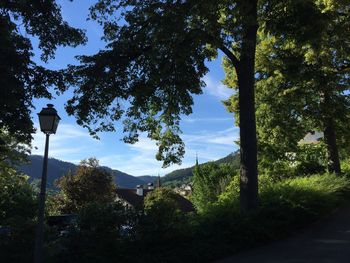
{"left": 34, "top": 104, "right": 60, "bottom": 263}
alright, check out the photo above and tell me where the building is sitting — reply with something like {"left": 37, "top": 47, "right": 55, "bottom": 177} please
{"left": 115, "top": 183, "right": 195, "bottom": 213}
{"left": 174, "top": 183, "right": 193, "bottom": 197}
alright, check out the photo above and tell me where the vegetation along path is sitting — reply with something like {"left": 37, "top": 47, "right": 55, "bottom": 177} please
{"left": 218, "top": 204, "right": 350, "bottom": 263}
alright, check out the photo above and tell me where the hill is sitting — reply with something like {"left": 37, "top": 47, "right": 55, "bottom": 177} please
{"left": 161, "top": 151, "right": 240, "bottom": 187}
{"left": 17, "top": 152, "right": 240, "bottom": 189}
{"left": 18, "top": 155, "right": 76, "bottom": 188}
{"left": 138, "top": 175, "right": 159, "bottom": 184}
{"left": 17, "top": 155, "right": 154, "bottom": 189}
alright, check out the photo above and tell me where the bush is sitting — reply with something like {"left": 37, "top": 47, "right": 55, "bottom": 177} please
{"left": 46, "top": 201, "right": 137, "bottom": 263}
{"left": 0, "top": 168, "right": 37, "bottom": 263}
{"left": 41, "top": 173, "right": 350, "bottom": 263}
{"left": 191, "top": 173, "right": 350, "bottom": 261}
{"left": 77, "top": 201, "right": 135, "bottom": 235}
{"left": 141, "top": 188, "right": 190, "bottom": 243}
{"left": 192, "top": 162, "right": 236, "bottom": 212}
{"left": 0, "top": 169, "right": 37, "bottom": 224}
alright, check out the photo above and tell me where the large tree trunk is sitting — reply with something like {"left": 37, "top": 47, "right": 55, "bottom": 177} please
{"left": 323, "top": 92, "right": 341, "bottom": 174}
{"left": 324, "top": 118, "right": 341, "bottom": 174}
{"left": 237, "top": 0, "right": 259, "bottom": 213}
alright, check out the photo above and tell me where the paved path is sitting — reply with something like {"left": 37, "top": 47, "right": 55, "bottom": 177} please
{"left": 217, "top": 205, "right": 350, "bottom": 263}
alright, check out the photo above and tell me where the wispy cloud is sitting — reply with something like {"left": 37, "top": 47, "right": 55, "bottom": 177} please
{"left": 182, "top": 117, "right": 233, "bottom": 123}
{"left": 99, "top": 127, "right": 239, "bottom": 176}
{"left": 31, "top": 123, "right": 101, "bottom": 162}
{"left": 183, "top": 127, "right": 238, "bottom": 146}
{"left": 203, "top": 75, "right": 234, "bottom": 100}
{"left": 100, "top": 135, "right": 182, "bottom": 176}
{"left": 31, "top": 124, "right": 239, "bottom": 177}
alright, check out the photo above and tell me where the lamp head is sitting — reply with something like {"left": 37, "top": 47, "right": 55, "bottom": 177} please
{"left": 38, "top": 104, "right": 61, "bottom": 134}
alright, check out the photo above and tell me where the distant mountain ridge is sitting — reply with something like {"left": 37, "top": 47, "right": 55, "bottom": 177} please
{"left": 17, "top": 152, "right": 239, "bottom": 189}
{"left": 17, "top": 155, "right": 155, "bottom": 189}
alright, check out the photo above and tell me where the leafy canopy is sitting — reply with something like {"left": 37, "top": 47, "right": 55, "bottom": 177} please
{"left": 192, "top": 162, "right": 235, "bottom": 212}
{"left": 0, "top": 167, "right": 37, "bottom": 225}
{"left": 0, "top": 1, "right": 86, "bottom": 146}
{"left": 224, "top": 0, "right": 350, "bottom": 172}
{"left": 53, "top": 158, "right": 116, "bottom": 213}
{"left": 64, "top": 0, "right": 271, "bottom": 167}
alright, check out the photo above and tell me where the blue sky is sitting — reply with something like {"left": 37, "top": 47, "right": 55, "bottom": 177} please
{"left": 30, "top": 0, "right": 239, "bottom": 176}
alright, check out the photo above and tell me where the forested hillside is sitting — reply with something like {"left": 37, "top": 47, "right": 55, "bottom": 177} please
{"left": 162, "top": 151, "right": 240, "bottom": 186}
{"left": 17, "top": 156, "right": 152, "bottom": 189}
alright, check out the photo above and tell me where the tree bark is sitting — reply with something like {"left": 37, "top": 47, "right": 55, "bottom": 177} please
{"left": 323, "top": 92, "right": 341, "bottom": 174}
{"left": 324, "top": 118, "right": 341, "bottom": 174}
{"left": 236, "top": 0, "right": 259, "bottom": 213}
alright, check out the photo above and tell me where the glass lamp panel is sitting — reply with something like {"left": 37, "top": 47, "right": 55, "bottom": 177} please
{"left": 52, "top": 116, "right": 60, "bottom": 134}
{"left": 39, "top": 115, "right": 55, "bottom": 133}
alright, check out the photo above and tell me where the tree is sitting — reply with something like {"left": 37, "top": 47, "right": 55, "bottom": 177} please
{"left": 224, "top": 0, "right": 348, "bottom": 175}
{"left": 0, "top": 167, "right": 37, "bottom": 224}
{"left": 192, "top": 162, "right": 234, "bottom": 212}
{"left": 0, "top": 130, "right": 30, "bottom": 170}
{"left": 0, "top": 132, "right": 35, "bottom": 222}
{"left": 54, "top": 158, "right": 116, "bottom": 213}
{"left": 0, "top": 166, "right": 38, "bottom": 263}
{"left": 64, "top": 0, "right": 258, "bottom": 212}
{"left": 0, "top": 1, "right": 86, "bottom": 148}
{"left": 259, "top": 1, "right": 349, "bottom": 175}
{"left": 65, "top": 0, "right": 324, "bottom": 212}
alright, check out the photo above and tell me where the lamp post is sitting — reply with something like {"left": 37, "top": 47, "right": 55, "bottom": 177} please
{"left": 34, "top": 104, "right": 60, "bottom": 263}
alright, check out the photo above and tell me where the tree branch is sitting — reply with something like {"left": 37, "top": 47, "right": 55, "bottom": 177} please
{"left": 195, "top": 29, "right": 240, "bottom": 69}
{"left": 219, "top": 44, "right": 240, "bottom": 69}
{"left": 337, "top": 64, "right": 350, "bottom": 72}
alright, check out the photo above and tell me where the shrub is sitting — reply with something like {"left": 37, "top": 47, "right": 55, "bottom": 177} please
{"left": 46, "top": 201, "right": 137, "bottom": 263}
{"left": 192, "top": 162, "right": 236, "bottom": 212}
{"left": 0, "top": 168, "right": 37, "bottom": 263}
{"left": 189, "top": 173, "right": 350, "bottom": 261}
{"left": 141, "top": 188, "right": 190, "bottom": 243}
{"left": 77, "top": 201, "right": 135, "bottom": 235}
{"left": 41, "top": 172, "right": 350, "bottom": 263}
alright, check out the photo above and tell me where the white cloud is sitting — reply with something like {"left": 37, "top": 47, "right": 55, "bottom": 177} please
{"left": 182, "top": 117, "right": 233, "bottom": 123}
{"left": 203, "top": 75, "right": 234, "bottom": 100}
{"left": 100, "top": 135, "right": 173, "bottom": 176}
{"left": 31, "top": 124, "right": 239, "bottom": 177}
{"left": 99, "top": 127, "right": 239, "bottom": 176}
{"left": 31, "top": 123, "right": 101, "bottom": 162}
{"left": 183, "top": 127, "right": 238, "bottom": 146}
{"left": 182, "top": 127, "right": 239, "bottom": 162}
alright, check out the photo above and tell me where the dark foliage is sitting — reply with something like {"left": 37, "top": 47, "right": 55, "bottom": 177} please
{"left": 41, "top": 174, "right": 350, "bottom": 263}
{"left": 0, "top": 167, "right": 37, "bottom": 263}
{"left": 0, "top": 0, "right": 86, "bottom": 146}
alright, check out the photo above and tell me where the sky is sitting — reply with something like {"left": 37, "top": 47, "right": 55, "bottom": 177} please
{"left": 30, "top": 0, "right": 239, "bottom": 176}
